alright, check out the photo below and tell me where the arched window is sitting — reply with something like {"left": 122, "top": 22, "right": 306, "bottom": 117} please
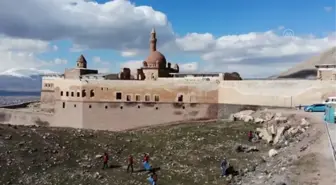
{"left": 82, "top": 90, "right": 86, "bottom": 97}
{"left": 90, "top": 90, "right": 95, "bottom": 97}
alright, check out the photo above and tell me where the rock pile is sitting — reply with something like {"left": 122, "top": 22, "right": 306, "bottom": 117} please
{"left": 230, "top": 110, "right": 311, "bottom": 146}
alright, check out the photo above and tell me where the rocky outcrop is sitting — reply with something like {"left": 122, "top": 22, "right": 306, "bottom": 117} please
{"left": 223, "top": 72, "right": 243, "bottom": 80}
{"left": 230, "top": 110, "right": 311, "bottom": 146}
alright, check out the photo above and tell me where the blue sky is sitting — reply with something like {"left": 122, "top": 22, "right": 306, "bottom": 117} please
{"left": 0, "top": 0, "right": 335, "bottom": 77}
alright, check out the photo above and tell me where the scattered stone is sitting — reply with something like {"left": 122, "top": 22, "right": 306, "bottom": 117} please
{"left": 268, "top": 149, "right": 278, "bottom": 157}
{"left": 4, "top": 135, "right": 12, "bottom": 140}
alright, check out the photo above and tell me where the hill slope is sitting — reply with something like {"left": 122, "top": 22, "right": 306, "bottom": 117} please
{"left": 277, "top": 47, "right": 336, "bottom": 79}
{"left": 0, "top": 122, "right": 266, "bottom": 185}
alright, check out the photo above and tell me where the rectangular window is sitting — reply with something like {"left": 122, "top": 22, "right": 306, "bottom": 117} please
{"left": 71, "top": 92, "right": 74, "bottom": 97}
{"left": 126, "top": 95, "right": 132, "bottom": 101}
{"left": 145, "top": 95, "right": 150, "bottom": 102}
{"left": 77, "top": 92, "right": 80, "bottom": 97}
{"left": 62, "top": 102, "right": 65, "bottom": 108}
{"left": 154, "top": 95, "right": 159, "bottom": 102}
{"left": 116, "top": 92, "right": 122, "bottom": 100}
{"left": 135, "top": 95, "right": 141, "bottom": 101}
{"left": 66, "top": 91, "right": 69, "bottom": 97}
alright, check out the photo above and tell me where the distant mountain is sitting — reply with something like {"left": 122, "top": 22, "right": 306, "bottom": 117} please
{"left": 0, "top": 68, "right": 58, "bottom": 92}
{"left": 277, "top": 47, "right": 336, "bottom": 79}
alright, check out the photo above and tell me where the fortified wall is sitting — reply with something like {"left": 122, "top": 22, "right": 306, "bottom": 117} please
{"left": 218, "top": 80, "right": 336, "bottom": 107}
{"left": 1, "top": 29, "right": 335, "bottom": 131}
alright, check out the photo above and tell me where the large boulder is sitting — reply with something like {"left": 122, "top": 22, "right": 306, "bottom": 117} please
{"left": 256, "top": 127, "right": 273, "bottom": 143}
{"left": 230, "top": 110, "right": 255, "bottom": 122}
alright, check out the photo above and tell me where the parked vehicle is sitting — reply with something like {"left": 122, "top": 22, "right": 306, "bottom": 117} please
{"left": 323, "top": 96, "right": 336, "bottom": 104}
{"left": 304, "top": 104, "right": 326, "bottom": 112}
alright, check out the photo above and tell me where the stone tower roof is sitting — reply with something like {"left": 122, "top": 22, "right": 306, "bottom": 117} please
{"left": 76, "top": 54, "right": 87, "bottom": 68}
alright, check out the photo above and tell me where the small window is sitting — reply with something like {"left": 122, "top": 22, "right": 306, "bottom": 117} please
{"left": 135, "top": 95, "right": 141, "bottom": 101}
{"left": 62, "top": 102, "right": 65, "bottom": 108}
{"left": 178, "top": 95, "right": 183, "bottom": 102}
{"left": 60, "top": 91, "right": 63, "bottom": 96}
{"left": 120, "top": 106, "right": 123, "bottom": 109}
{"left": 90, "top": 90, "right": 95, "bottom": 97}
{"left": 154, "top": 95, "right": 160, "bottom": 102}
{"left": 145, "top": 95, "right": 150, "bottom": 102}
{"left": 74, "top": 104, "right": 76, "bottom": 108}
{"left": 101, "top": 87, "right": 104, "bottom": 90}
{"left": 71, "top": 92, "right": 74, "bottom": 97}
{"left": 126, "top": 95, "right": 132, "bottom": 101}
{"left": 77, "top": 92, "right": 80, "bottom": 97}
{"left": 116, "top": 92, "right": 122, "bottom": 100}
{"left": 89, "top": 105, "right": 92, "bottom": 108}
{"left": 138, "top": 105, "right": 141, "bottom": 109}
{"left": 66, "top": 91, "right": 69, "bottom": 97}
{"left": 82, "top": 90, "right": 86, "bottom": 97}
{"left": 105, "top": 105, "right": 108, "bottom": 109}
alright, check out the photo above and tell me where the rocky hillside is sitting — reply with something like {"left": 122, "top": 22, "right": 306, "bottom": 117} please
{"left": 0, "top": 109, "right": 331, "bottom": 185}
{"left": 0, "top": 121, "right": 270, "bottom": 185}
{"left": 277, "top": 47, "right": 336, "bottom": 79}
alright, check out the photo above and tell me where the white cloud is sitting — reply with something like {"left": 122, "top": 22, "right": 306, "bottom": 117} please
{"left": 179, "top": 62, "right": 199, "bottom": 72}
{"left": 70, "top": 44, "right": 89, "bottom": 52}
{"left": 0, "top": 35, "right": 67, "bottom": 72}
{"left": 121, "top": 50, "right": 139, "bottom": 57}
{"left": 53, "top": 45, "right": 59, "bottom": 51}
{"left": 0, "top": 0, "right": 174, "bottom": 51}
{"left": 92, "top": 56, "right": 110, "bottom": 66}
{"left": 176, "top": 33, "right": 215, "bottom": 52}
{"left": 324, "top": 6, "right": 333, "bottom": 12}
{"left": 176, "top": 30, "right": 336, "bottom": 76}
{"left": 121, "top": 60, "right": 143, "bottom": 70}
{"left": 0, "top": 0, "right": 335, "bottom": 77}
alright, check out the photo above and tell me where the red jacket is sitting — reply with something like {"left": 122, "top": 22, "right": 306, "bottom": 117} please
{"left": 103, "top": 154, "right": 109, "bottom": 162}
{"left": 128, "top": 156, "right": 134, "bottom": 164}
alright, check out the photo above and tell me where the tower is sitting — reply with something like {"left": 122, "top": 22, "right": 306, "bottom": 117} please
{"left": 76, "top": 54, "right": 87, "bottom": 68}
{"left": 150, "top": 28, "right": 157, "bottom": 52}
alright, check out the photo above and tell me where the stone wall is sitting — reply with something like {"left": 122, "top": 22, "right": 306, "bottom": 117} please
{"left": 219, "top": 80, "right": 336, "bottom": 107}
{"left": 0, "top": 108, "right": 53, "bottom": 126}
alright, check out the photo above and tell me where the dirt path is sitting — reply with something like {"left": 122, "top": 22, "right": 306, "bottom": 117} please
{"left": 275, "top": 110, "right": 336, "bottom": 185}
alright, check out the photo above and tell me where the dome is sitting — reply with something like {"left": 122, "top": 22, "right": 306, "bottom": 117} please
{"left": 145, "top": 51, "right": 167, "bottom": 67}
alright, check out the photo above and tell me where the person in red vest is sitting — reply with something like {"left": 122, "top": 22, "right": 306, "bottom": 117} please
{"left": 102, "top": 152, "right": 109, "bottom": 170}
{"left": 248, "top": 131, "right": 253, "bottom": 142}
{"left": 143, "top": 153, "right": 150, "bottom": 163}
{"left": 127, "top": 154, "right": 134, "bottom": 173}
{"left": 143, "top": 153, "right": 151, "bottom": 171}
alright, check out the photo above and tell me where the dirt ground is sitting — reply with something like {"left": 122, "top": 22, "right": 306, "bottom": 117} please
{"left": 251, "top": 109, "right": 336, "bottom": 185}
{"left": 287, "top": 111, "right": 336, "bottom": 185}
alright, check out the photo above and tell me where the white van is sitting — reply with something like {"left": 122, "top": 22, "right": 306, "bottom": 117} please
{"left": 323, "top": 97, "right": 336, "bottom": 104}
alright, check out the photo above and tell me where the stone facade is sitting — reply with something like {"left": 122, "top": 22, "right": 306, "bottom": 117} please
{"left": 35, "top": 30, "right": 336, "bottom": 131}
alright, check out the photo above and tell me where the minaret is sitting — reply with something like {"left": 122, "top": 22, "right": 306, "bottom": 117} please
{"left": 150, "top": 28, "right": 157, "bottom": 52}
